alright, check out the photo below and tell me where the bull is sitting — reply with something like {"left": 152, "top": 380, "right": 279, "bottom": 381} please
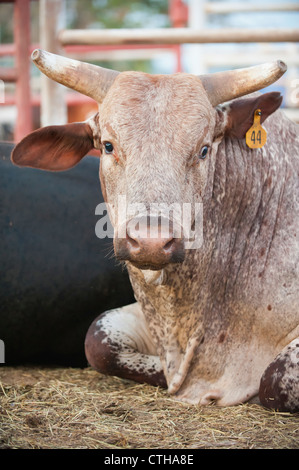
{"left": 11, "top": 49, "right": 299, "bottom": 412}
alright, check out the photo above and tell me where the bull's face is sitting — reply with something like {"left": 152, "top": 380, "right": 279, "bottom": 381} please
{"left": 11, "top": 50, "right": 285, "bottom": 271}
{"left": 98, "top": 72, "right": 217, "bottom": 269}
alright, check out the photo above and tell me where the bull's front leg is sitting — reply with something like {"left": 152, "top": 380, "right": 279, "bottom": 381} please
{"left": 85, "top": 302, "right": 167, "bottom": 387}
{"left": 259, "top": 337, "right": 299, "bottom": 413}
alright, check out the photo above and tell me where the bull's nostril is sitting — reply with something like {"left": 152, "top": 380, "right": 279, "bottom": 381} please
{"left": 163, "top": 238, "right": 175, "bottom": 252}
{"left": 126, "top": 233, "right": 140, "bottom": 249}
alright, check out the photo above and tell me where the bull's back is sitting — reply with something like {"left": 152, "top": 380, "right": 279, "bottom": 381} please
{"left": 0, "top": 143, "right": 134, "bottom": 366}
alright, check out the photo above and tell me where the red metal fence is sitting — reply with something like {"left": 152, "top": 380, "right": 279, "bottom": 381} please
{"left": 0, "top": 0, "right": 298, "bottom": 141}
{"left": 0, "top": 0, "right": 33, "bottom": 141}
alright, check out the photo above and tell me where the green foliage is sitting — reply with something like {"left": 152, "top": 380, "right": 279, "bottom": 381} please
{"left": 0, "top": 0, "right": 170, "bottom": 72}
{"left": 0, "top": 4, "right": 14, "bottom": 44}
{"left": 67, "top": 0, "right": 169, "bottom": 29}
{"left": 66, "top": 0, "right": 170, "bottom": 72}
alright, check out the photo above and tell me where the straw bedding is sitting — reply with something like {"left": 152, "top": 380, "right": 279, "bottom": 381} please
{"left": 0, "top": 366, "right": 298, "bottom": 449}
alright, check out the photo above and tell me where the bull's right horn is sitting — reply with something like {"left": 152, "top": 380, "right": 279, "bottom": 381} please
{"left": 199, "top": 60, "right": 287, "bottom": 106}
{"left": 31, "top": 49, "right": 119, "bottom": 104}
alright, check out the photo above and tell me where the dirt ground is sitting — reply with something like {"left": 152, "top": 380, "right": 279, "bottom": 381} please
{"left": 0, "top": 366, "right": 298, "bottom": 449}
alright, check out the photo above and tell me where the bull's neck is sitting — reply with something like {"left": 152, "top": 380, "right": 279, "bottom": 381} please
{"left": 205, "top": 130, "right": 288, "bottom": 294}
{"left": 207, "top": 133, "right": 280, "bottom": 235}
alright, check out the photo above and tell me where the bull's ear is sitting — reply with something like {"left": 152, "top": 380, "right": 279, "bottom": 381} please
{"left": 223, "top": 92, "right": 283, "bottom": 139}
{"left": 11, "top": 120, "right": 96, "bottom": 171}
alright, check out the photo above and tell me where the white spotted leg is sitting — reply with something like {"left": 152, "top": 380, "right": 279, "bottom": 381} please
{"left": 85, "top": 302, "right": 167, "bottom": 387}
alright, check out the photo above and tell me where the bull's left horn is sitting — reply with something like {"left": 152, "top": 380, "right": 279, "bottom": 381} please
{"left": 31, "top": 49, "right": 119, "bottom": 103}
{"left": 199, "top": 60, "right": 287, "bottom": 106}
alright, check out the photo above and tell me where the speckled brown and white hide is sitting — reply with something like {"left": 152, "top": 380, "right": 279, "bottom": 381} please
{"left": 12, "top": 71, "right": 299, "bottom": 412}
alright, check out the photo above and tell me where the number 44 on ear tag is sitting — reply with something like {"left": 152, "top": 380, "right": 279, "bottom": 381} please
{"left": 245, "top": 109, "right": 267, "bottom": 149}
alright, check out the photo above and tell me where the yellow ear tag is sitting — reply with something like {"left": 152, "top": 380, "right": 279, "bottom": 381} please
{"left": 245, "top": 109, "right": 267, "bottom": 149}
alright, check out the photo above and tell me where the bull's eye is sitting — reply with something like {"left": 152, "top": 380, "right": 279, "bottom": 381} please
{"left": 199, "top": 146, "right": 209, "bottom": 160}
{"left": 104, "top": 142, "right": 114, "bottom": 154}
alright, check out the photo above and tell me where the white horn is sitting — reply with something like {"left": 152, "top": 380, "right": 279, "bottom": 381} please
{"left": 199, "top": 60, "right": 287, "bottom": 106}
{"left": 32, "top": 49, "right": 119, "bottom": 103}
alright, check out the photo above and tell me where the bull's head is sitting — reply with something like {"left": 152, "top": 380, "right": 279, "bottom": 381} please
{"left": 12, "top": 50, "right": 286, "bottom": 270}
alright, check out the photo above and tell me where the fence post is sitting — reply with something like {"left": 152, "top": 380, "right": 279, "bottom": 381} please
{"left": 40, "top": 0, "right": 67, "bottom": 126}
{"left": 187, "top": 0, "right": 206, "bottom": 74}
{"left": 14, "top": 0, "right": 32, "bottom": 142}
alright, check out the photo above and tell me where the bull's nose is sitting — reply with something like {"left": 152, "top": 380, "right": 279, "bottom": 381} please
{"left": 115, "top": 215, "right": 185, "bottom": 269}
{"left": 126, "top": 218, "right": 177, "bottom": 254}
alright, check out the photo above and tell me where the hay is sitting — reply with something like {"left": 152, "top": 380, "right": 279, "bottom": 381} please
{"left": 0, "top": 366, "right": 298, "bottom": 449}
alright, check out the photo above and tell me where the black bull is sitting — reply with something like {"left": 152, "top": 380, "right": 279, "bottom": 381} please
{"left": 0, "top": 142, "right": 134, "bottom": 366}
